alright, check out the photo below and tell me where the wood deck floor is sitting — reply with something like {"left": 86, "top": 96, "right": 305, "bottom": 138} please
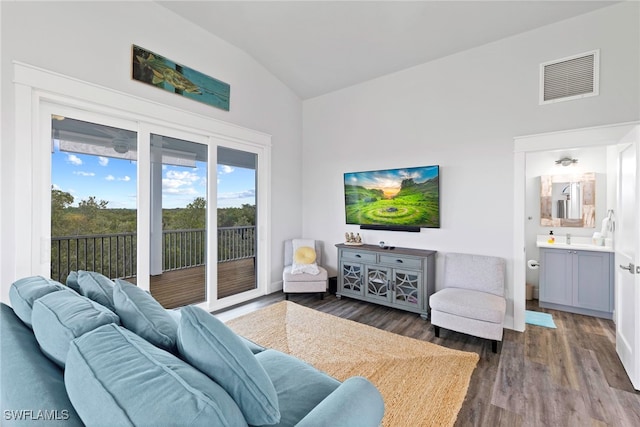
{"left": 130, "top": 258, "right": 255, "bottom": 309}
{"left": 215, "top": 294, "right": 640, "bottom": 427}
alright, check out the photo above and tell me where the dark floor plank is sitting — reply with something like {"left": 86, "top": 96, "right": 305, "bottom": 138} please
{"left": 573, "top": 346, "right": 621, "bottom": 424}
{"left": 491, "top": 340, "right": 526, "bottom": 415}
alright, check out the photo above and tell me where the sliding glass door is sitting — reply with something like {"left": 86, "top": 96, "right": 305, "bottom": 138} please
{"left": 217, "top": 147, "right": 257, "bottom": 298}
{"left": 41, "top": 97, "right": 268, "bottom": 311}
{"left": 148, "top": 133, "right": 208, "bottom": 308}
{"left": 50, "top": 115, "right": 138, "bottom": 284}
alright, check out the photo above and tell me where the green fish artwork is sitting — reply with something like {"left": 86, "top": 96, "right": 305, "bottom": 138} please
{"left": 132, "top": 45, "right": 230, "bottom": 111}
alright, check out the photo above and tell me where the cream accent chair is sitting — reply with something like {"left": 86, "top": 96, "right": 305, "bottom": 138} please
{"left": 429, "top": 253, "right": 506, "bottom": 353}
{"left": 283, "top": 239, "right": 328, "bottom": 300}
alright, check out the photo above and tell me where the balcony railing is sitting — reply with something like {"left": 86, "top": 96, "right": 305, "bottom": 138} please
{"left": 51, "top": 226, "right": 256, "bottom": 283}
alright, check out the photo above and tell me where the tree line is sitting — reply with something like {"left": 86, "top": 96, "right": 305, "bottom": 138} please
{"left": 51, "top": 188, "right": 255, "bottom": 237}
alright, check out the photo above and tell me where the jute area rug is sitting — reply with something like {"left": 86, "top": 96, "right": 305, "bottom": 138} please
{"left": 226, "top": 301, "right": 479, "bottom": 427}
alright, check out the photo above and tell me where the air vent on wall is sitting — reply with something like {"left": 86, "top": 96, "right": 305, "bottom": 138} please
{"left": 540, "top": 50, "right": 599, "bottom": 104}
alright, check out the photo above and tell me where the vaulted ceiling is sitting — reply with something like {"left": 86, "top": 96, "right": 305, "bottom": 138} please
{"left": 157, "top": 1, "right": 618, "bottom": 99}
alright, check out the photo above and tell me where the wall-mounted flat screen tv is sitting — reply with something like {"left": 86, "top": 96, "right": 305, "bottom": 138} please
{"left": 344, "top": 165, "right": 440, "bottom": 231}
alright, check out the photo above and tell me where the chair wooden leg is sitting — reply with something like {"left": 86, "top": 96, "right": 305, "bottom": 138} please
{"left": 285, "top": 293, "right": 289, "bottom": 300}
{"left": 434, "top": 325, "right": 440, "bottom": 338}
{"left": 492, "top": 340, "right": 498, "bottom": 353}
{"left": 320, "top": 292, "right": 324, "bottom": 300}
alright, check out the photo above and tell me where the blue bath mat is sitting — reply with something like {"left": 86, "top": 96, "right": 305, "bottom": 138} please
{"left": 525, "top": 310, "right": 557, "bottom": 329}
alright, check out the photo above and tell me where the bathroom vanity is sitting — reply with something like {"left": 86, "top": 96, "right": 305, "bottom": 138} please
{"left": 537, "top": 238, "right": 614, "bottom": 319}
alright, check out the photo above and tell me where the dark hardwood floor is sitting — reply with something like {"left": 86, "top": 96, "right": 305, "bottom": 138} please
{"left": 215, "top": 294, "right": 640, "bottom": 427}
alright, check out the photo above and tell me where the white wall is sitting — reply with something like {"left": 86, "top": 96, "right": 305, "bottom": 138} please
{"left": 302, "top": 2, "right": 639, "bottom": 329}
{"left": 0, "top": 2, "right": 303, "bottom": 301}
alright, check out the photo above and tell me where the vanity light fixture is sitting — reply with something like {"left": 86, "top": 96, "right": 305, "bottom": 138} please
{"left": 555, "top": 157, "right": 578, "bottom": 167}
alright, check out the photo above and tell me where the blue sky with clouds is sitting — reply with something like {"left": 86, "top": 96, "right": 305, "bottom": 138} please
{"left": 51, "top": 147, "right": 255, "bottom": 209}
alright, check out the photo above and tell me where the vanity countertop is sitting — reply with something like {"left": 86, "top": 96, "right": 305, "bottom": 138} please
{"left": 536, "top": 235, "right": 614, "bottom": 253}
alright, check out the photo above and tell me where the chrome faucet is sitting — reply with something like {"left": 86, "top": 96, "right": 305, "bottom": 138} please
{"left": 566, "top": 233, "right": 571, "bottom": 245}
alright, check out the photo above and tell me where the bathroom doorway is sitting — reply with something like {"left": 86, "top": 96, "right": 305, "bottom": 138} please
{"left": 513, "top": 122, "right": 639, "bottom": 332}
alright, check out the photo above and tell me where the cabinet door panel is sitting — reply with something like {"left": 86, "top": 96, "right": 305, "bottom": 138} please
{"left": 340, "top": 261, "right": 364, "bottom": 297}
{"left": 574, "top": 251, "right": 612, "bottom": 312}
{"left": 365, "top": 266, "right": 391, "bottom": 303}
{"left": 540, "top": 249, "right": 573, "bottom": 305}
{"left": 392, "top": 269, "right": 422, "bottom": 309}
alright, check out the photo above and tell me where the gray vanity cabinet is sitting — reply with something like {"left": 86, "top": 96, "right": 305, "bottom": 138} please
{"left": 336, "top": 244, "right": 436, "bottom": 319}
{"left": 539, "top": 247, "right": 614, "bottom": 319}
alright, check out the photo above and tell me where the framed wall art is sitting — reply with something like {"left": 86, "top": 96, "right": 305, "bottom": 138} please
{"left": 132, "top": 45, "right": 230, "bottom": 111}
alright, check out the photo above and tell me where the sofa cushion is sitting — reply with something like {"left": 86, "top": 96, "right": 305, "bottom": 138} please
{"left": 429, "top": 287, "right": 506, "bottom": 324}
{"left": 177, "top": 306, "right": 280, "bottom": 426}
{"left": 1, "top": 303, "right": 83, "bottom": 426}
{"left": 9, "top": 275, "right": 69, "bottom": 328}
{"left": 32, "top": 291, "right": 120, "bottom": 368}
{"left": 66, "top": 271, "right": 81, "bottom": 293}
{"left": 255, "top": 349, "right": 341, "bottom": 427}
{"left": 77, "top": 270, "right": 116, "bottom": 311}
{"left": 113, "top": 279, "right": 178, "bottom": 353}
{"left": 65, "top": 324, "right": 247, "bottom": 427}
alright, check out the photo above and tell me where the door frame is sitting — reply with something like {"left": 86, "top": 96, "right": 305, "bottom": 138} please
{"left": 513, "top": 121, "right": 639, "bottom": 332}
{"left": 11, "top": 61, "right": 272, "bottom": 312}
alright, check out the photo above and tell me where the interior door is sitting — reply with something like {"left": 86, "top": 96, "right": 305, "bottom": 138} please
{"left": 615, "top": 126, "right": 640, "bottom": 391}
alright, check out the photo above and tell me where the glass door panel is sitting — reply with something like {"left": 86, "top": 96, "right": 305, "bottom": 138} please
{"left": 149, "top": 134, "right": 208, "bottom": 308}
{"left": 217, "top": 147, "right": 257, "bottom": 298}
{"left": 50, "top": 116, "right": 137, "bottom": 283}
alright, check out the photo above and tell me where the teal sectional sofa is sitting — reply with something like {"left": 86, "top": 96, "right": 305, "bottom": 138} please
{"left": 1, "top": 273, "right": 384, "bottom": 426}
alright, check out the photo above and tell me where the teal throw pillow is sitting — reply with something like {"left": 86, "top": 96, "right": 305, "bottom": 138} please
{"left": 77, "top": 270, "right": 116, "bottom": 311}
{"left": 9, "top": 275, "right": 68, "bottom": 328}
{"left": 177, "top": 306, "right": 280, "bottom": 426}
{"left": 32, "top": 291, "right": 120, "bottom": 368}
{"left": 113, "top": 278, "right": 178, "bottom": 353}
{"left": 65, "top": 324, "right": 247, "bottom": 427}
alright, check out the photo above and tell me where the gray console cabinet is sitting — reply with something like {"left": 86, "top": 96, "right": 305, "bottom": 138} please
{"left": 335, "top": 244, "right": 436, "bottom": 319}
{"left": 539, "top": 247, "right": 614, "bottom": 319}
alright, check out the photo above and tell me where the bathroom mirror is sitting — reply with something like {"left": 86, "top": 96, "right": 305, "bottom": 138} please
{"left": 540, "top": 172, "right": 595, "bottom": 227}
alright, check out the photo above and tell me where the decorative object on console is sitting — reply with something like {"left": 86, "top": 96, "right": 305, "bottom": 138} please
{"left": 132, "top": 45, "right": 230, "bottom": 111}
{"left": 344, "top": 232, "right": 363, "bottom": 245}
{"left": 344, "top": 165, "right": 439, "bottom": 232}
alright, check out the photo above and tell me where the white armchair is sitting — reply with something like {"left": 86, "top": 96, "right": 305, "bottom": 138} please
{"left": 283, "top": 239, "right": 328, "bottom": 300}
{"left": 429, "top": 252, "right": 506, "bottom": 353}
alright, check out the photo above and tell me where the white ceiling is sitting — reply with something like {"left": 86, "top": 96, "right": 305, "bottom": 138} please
{"left": 158, "top": 1, "right": 618, "bottom": 100}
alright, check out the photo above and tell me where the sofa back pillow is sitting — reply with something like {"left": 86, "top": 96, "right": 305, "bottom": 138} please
{"left": 9, "top": 275, "right": 69, "bottom": 328}
{"left": 32, "top": 291, "right": 120, "bottom": 368}
{"left": 177, "top": 306, "right": 280, "bottom": 426}
{"left": 113, "top": 279, "right": 178, "bottom": 353}
{"left": 65, "top": 324, "right": 248, "bottom": 427}
{"left": 76, "top": 270, "right": 116, "bottom": 311}
{"left": 66, "top": 271, "right": 81, "bottom": 293}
